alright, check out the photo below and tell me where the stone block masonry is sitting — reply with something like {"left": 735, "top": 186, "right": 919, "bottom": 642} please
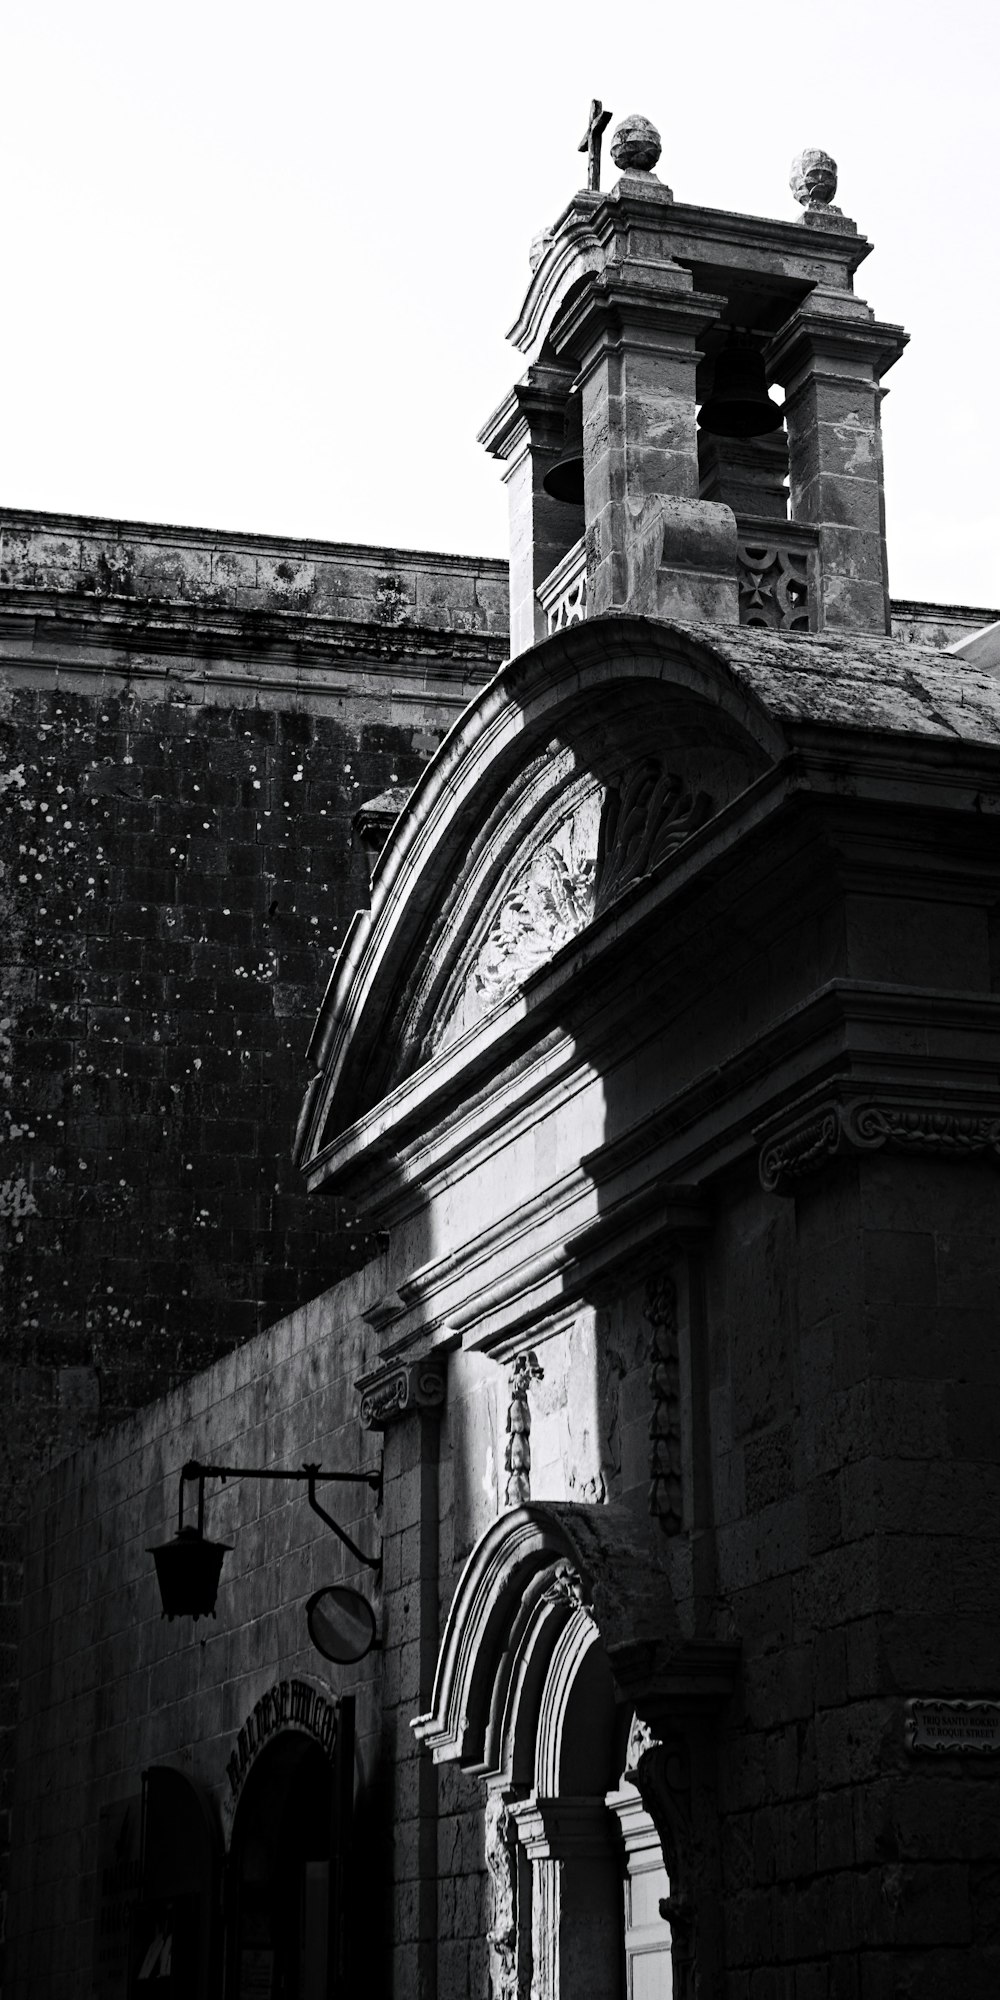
{"left": 0, "top": 504, "right": 508, "bottom": 1975}
{"left": 5, "top": 1267, "right": 386, "bottom": 2000}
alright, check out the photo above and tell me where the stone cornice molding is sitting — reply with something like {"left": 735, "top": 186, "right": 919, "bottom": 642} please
{"left": 768, "top": 304, "right": 909, "bottom": 389}
{"left": 551, "top": 275, "right": 727, "bottom": 372}
{"left": 477, "top": 366, "right": 577, "bottom": 464}
{"left": 357, "top": 1356, "right": 446, "bottom": 1429}
{"left": 507, "top": 191, "right": 871, "bottom": 368}
{"left": 758, "top": 1089, "right": 1000, "bottom": 1195}
{"left": 0, "top": 593, "right": 506, "bottom": 682}
{"left": 590, "top": 195, "right": 872, "bottom": 283}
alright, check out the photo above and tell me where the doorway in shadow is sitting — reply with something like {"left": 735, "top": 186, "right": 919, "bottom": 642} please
{"left": 226, "top": 1732, "right": 341, "bottom": 2000}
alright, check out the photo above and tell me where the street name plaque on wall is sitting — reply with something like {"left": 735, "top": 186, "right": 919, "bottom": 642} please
{"left": 906, "top": 1698, "right": 1000, "bottom": 1754}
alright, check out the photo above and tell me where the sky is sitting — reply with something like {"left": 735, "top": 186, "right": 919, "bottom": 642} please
{"left": 1, "top": 0, "right": 997, "bottom": 610}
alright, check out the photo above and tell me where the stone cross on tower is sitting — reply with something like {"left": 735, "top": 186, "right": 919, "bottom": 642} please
{"left": 578, "top": 99, "right": 612, "bottom": 191}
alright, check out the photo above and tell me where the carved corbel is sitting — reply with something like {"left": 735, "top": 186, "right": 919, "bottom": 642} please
{"left": 623, "top": 1716, "right": 710, "bottom": 2000}
{"left": 358, "top": 1358, "right": 446, "bottom": 1430}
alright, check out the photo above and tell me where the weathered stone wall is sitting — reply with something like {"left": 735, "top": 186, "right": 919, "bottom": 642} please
{"left": 0, "top": 505, "right": 508, "bottom": 1973}
{"left": 7, "top": 1269, "right": 386, "bottom": 1998}
{"left": 706, "top": 1149, "right": 1000, "bottom": 1994}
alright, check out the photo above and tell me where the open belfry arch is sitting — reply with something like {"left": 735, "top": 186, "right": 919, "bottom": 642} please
{"left": 294, "top": 111, "right": 1000, "bottom": 1999}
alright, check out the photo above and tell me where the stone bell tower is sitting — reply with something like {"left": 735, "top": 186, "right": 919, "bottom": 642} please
{"left": 481, "top": 114, "right": 908, "bottom": 655}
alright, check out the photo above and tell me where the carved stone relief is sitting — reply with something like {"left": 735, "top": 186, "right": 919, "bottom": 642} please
{"left": 736, "top": 537, "right": 810, "bottom": 631}
{"left": 646, "top": 1275, "right": 683, "bottom": 1532}
{"left": 504, "top": 1350, "right": 544, "bottom": 1508}
{"left": 485, "top": 1790, "right": 519, "bottom": 2000}
{"left": 594, "top": 760, "right": 712, "bottom": 916}
{"left": 469, "top": 796, "right": 601, "bottom": 1017}
{"left": 759, "top": 1095, "right": 1000, "bottom": 1195}
{"left": 359, "top": 1359, "right": 446, "bottom": 1430}
{"left": 430, "top": 759, "right": 714, "bottom": 1056}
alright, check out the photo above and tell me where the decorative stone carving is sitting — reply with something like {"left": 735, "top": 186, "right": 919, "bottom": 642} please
{"left": 737, "top": 537, "right": 810, "bottom": 631}
{"left": 505, "top": 1350, "right": 544, "bottom": 1507}
{"left": 758, "top": 1103, "right": 841, "bottom": 1195}
{"left": 359, "top": 1359, "right": 446, "bottom": 1429}
{"left": 432, "top": 758, "right": 713, "bottom": 1054}
{"left": 546, "top": 566, "right": 587, "bottom": 634}
{"left": 610, "top": 114, "right": 662, "bottom": 175}
{"left": 541, "top": 1557, "right": 593, "bottom": 1612}
{"left": 469, "top": 802, "right": 600, "bottom": 1018}
{"left": 789, "top": 148, "right": 838, "bottom": 210}
{"left": 624, "top": 1710, "right": 663, "bottom": 1777}
{"left": 594, "top": 760, "right": 712, "bottom": 917}
{"left": 759, "top": 1097, "right": 1000, "bottom": 1195}
{"left": 485, "top": 1791, "right": 519, "bottom": 2000}
{"left": 645, "top": 1275, "right": 683, "bottom": 1532}
{"left": 846, "top": 1103, "right": 1000, "bottom": 1158}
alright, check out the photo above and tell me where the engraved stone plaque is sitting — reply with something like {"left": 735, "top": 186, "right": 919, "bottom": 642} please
{"left": 906, "top": 1698, "right": 1000, "bottom": 1755}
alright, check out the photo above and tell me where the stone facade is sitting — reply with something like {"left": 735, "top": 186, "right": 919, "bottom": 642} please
{"left": 6, "top": 127, "right": 1000, "bottom": 2000}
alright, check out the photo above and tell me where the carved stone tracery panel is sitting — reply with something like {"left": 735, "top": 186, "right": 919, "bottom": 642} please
{"left": 428, "top": 758, "right": 714, "bottom": 1057}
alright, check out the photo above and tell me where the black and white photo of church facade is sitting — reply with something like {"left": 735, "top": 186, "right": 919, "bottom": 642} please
{"left": 5, "top": 108, "right": 1000, "bottom": 2000}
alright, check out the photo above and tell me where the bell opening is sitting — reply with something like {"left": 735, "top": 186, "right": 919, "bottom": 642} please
{"left": 698, "top": 334, "right": 784, "bottom": 441}
{"left": 542, "top": 387, "right": 585, "bottom": 505}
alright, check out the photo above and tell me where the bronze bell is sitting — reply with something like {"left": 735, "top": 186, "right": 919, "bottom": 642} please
{"left": 542, "top": 388, "right": 585, "bottom": 505}
{"left": 698, "top": 333, "right": 783, "bottom": 439}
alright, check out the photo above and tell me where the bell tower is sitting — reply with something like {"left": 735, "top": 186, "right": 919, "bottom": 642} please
{"left": 481, "top": 119, "right": 908, "bottom": 655}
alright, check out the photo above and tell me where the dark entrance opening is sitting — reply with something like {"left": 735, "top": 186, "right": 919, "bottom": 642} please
{"left": 226, "top": 1720, "right": 351, "bottom": 2000}
{"left": 127, "top": 1766, "right": 222, "bottom": 1998}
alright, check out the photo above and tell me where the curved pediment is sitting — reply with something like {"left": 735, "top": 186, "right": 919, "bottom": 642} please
{"left": 294, "top": 617, "right": 788, "bottom": 1183}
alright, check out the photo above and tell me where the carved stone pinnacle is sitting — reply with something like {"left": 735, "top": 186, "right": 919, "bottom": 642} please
{"left": 610, "top": 114, "right": 662, "bottom": 177}
{"left": 789, "top": 148, "right": 838, "bottom": 210}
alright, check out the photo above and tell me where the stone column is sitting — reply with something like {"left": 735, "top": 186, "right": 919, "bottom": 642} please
{"left": 479, "top": 366, "right": 583, "bottom": 659}
{"left": 360, "top": 1357, "right": 446, "bottom": 2000}
{"left": 509, "top": 1795, "right": 621, "bottom": 2000}
{"left": 552, "top": 271, "right": 737, "bottom": 623}
{"left": 768, "top": 294, "right": 908, "bottom": 633}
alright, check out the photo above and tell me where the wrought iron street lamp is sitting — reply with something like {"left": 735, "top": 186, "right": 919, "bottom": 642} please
{"left": 148, "top": 1457, "right": 381, "bottom": 1659}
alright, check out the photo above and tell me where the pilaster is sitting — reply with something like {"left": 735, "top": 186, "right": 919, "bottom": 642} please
{"left": 552, "top": 271, "right": 737, "bottom": 622}
{"left": 479, "top": 366, "right": 582, "bottom": 659}
{"left": 360, "top": 1356, "right": 446, "bottom": 2000}
{"left": 509, "top": 1794, "right": 621, "bottom": 2000}
{"left": 768, "top": 294, "right": 908, "bottom": 633}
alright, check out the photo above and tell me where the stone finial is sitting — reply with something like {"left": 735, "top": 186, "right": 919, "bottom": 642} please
{"left": 789, "top": 148, "right": 838, "bottom": 210}
{"left": 610, "top": 114, "right": 662, "bottom": 176}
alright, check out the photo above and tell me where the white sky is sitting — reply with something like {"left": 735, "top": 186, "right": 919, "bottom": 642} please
{"left": 2, "top": 0, "right": 997, "bottom": 610}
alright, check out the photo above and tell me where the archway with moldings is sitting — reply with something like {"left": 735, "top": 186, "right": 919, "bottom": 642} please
{"left": 413, "top": 1501, "right": 700, "bottom": 2000}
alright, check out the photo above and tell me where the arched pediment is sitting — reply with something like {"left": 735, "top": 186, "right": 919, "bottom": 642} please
{"left": 410, "top": 1500, "right": 683, "bottom": 1786}
{"left": 294, "top": 617, "right": 788, "bottom": 1180}
{"left": 506, "top": 209, "right": 606, "bottom": 365}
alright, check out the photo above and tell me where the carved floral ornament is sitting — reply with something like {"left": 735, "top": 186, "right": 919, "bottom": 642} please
{"left": 759, "top": 1097, "right": 1000, "bottom": 1195}
{"left": 429, "top": 757, "right": 713, "bottom": 1055}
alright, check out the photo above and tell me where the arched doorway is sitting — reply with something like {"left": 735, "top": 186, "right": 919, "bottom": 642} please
{"left": 127, "top": 1765, "right": 222, "bottom": 1997}
{"left": 413, "top": 1502, "right": 701, "bottom": 2000}
{"left": 226, "top": 1733, "right": 337, "bottom": 2000}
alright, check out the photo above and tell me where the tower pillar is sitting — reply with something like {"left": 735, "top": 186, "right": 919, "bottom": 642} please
{"left": 768, "top": 295, "right": 907, "bottom": 631}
